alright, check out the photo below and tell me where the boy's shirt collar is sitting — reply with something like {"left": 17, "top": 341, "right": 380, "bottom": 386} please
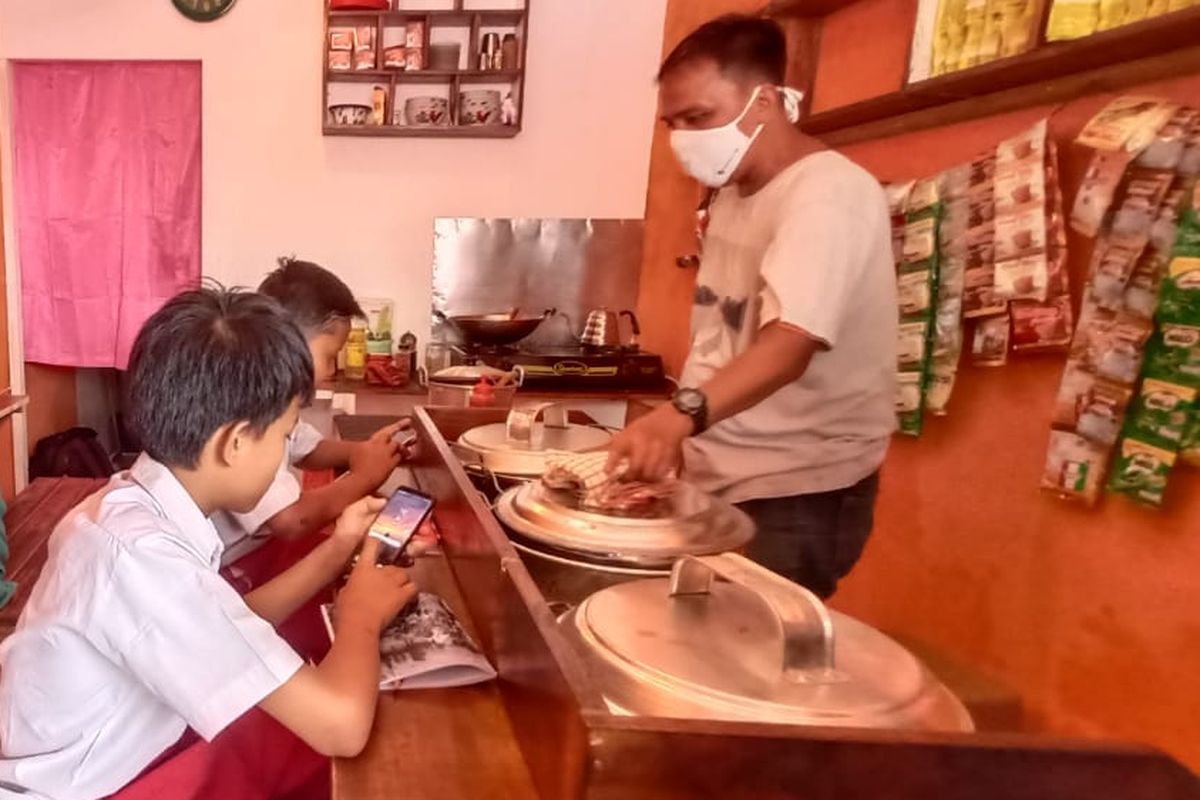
{"left": 129, "top": 453, "right": 224, "bottom": 567}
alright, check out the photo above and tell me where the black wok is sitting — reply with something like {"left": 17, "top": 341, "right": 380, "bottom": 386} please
{"left": 436, "top": 309, "right": 555, "bottom": 347}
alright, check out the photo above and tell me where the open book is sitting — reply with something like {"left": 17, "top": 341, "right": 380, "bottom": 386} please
{"left": 321, "top": 593, "right": 497, "bottom": 690}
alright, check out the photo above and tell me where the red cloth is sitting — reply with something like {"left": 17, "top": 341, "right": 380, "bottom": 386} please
{"left": 108, "top": 708, "right": 329, "bottom": 800}
{"left": 11, "top": 61, "right": 202, "bottom": 369}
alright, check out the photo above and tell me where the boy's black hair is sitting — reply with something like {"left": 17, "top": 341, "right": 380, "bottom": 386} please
{"left": 127, "top": 284, "right": 315, "bottom": 467}
{"left": 258, "top": 257, "right": 364, "bottom": 335}
{"left": 658, "top": 15, "right": 787, "bottom": 86}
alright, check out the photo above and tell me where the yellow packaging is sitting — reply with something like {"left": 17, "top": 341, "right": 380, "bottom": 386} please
{"left": 959, "top": 0, "right": 988, "bottom": 69}
{"left": 978, "top": 0, "right": 1005, "bottom": 64}
{"left": 1097, "top": 0, "right": 1124, "bottom": 29}
{"left": 1046, "top": 0, "right": 1100, "bottom": 39}
{"left": 933, "top": 0, "right": 969, "bottom": 76}
{"left": 1123, "top": 0, "right": 1151, "bottom": 20}
{"left": 999, "top": 0, "right": 1037, "bottom": 57}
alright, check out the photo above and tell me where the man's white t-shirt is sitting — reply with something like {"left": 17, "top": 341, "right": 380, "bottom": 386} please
{"left": 0, "top": 455, "right": 303, "bottom": 800}
{"left": 210, "top": 420, "right": 323, "bottom": 565}
{"left": 681, "top": 151, "right": 898, "bottom": 503}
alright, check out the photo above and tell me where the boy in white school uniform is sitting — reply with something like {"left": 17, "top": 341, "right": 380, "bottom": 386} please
{"left": 212, "top": 258, "right": 406, "bottom": 571}
{"left": 0, "top": 287, "right": 416, "bottom": 800}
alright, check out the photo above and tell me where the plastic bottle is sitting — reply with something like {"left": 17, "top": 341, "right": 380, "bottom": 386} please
{"left": 344, "top": 327, "right": 367, "bottom": 381}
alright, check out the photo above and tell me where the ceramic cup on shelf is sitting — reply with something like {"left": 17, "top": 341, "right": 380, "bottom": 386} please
{"left": 458, "top": 89, "right": 501, "bottom": 126}
{"left": 405, "top": 96, "right": 450, "bottom": 127}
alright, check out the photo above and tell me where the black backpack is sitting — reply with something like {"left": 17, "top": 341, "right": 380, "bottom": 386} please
{"left": 29, "top": 427, "right": 116, "bottom": 480}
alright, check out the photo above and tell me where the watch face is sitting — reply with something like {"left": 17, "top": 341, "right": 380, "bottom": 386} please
{"left": 172, "top": 0, "right": 237, "bottom": 22}
{"left": 675, "top": 389, "right": 704, "bottom": 413}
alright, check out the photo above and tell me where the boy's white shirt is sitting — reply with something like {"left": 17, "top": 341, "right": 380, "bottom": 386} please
{"left": 0, "top": 455, "right": 304, "bottom": 800}
{"left": 210, "top": 420, "right": 324, "bottom": 565}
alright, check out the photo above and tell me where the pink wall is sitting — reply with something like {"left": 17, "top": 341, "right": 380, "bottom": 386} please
{"left": 0, "top": 0, "right": 668, "bottom": 341}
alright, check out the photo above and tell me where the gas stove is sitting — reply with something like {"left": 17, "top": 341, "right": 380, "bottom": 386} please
{"left": 451, "top": 344, "right": 667, "bottom": 389}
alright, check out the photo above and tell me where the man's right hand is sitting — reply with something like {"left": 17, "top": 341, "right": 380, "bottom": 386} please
{"left": 336, "top": 536, "right": 417, "bottom": 635}
{"left": 348, "top": 438, "right": 403, "bottom": 490}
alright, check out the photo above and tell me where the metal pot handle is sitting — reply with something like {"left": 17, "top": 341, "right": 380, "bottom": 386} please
{"left": 669, "top": 553, "right": 836, "bottom": 683}
{"left": 505, "top": 401, "right": 568, "bottom": 444}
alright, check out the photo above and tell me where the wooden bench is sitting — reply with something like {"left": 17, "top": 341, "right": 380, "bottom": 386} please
{"left": 2, "top": 478, "right": 107, "bottom": 639}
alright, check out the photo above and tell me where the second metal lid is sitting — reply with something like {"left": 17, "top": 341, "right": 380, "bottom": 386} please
{"left": 494, "top": 481, "right": 754, "bottom": 568}
{"left": 572, "top": 554, "right": 974, "bottom": 732}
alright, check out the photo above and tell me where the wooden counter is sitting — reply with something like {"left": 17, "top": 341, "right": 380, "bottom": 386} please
{"left": 332, "top": 554, "right": 538, "bottom": 800}
{"left": 331, "top": 408, "right": 1200, "bottom": 800}
{"left": 319, "top": 377, "right": 673, "bottom": 403}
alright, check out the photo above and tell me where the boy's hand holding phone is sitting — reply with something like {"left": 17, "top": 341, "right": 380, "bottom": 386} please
{"left": 336, "top": 536, "right": 417, "bottom": 636}
{"left": 330, "top": 496, "right": 386, "bottom": 561}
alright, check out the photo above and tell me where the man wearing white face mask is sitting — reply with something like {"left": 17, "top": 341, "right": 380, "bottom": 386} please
{"left": 607, "top": 15, "right": 897, "bottom": 598}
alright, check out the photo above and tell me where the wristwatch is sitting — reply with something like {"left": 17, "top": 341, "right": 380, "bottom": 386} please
{"left": 670, "top": 388, "right": 709, "bottom": 435}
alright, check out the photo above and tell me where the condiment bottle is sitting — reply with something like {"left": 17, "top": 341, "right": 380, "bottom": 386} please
{"left": 480, "top": 33, "right": 500, "bottom": 70}
{"left": 501, "top": 34, "right": 518, "bottom": 70}
{"left": 344, "top": 326, "right": 367, "bottom": 381}
{"left": 399, "top": 331, "right": 418, "bottom": 381}
{"left": 371, "top": 85, "right": 387, "bottom": 125}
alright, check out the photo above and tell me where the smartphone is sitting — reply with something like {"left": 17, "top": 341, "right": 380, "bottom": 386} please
{"left": 368, "top": 487, "right": 435, "bottom": 566}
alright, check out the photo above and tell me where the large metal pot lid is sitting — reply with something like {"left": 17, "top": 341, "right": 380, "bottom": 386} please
{"left": 457, "top": 403, "right": 611, "bottom": 477}
{"left": 494, "top": 481, "right": 754, "bottom": 568}
{"left": 572, "top": 554, "right": 973, "bottom": 731}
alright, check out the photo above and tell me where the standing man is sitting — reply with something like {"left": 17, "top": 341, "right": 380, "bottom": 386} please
{"left": 608, "top": 15, "right": 897, "bottom": 598}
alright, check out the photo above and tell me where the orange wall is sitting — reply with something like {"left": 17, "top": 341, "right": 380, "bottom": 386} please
{"left": 808, "top": 0, "right": 1200, "bottom": 772}
{"left": 24, "top": 364, "right": 77, "bottom": 456}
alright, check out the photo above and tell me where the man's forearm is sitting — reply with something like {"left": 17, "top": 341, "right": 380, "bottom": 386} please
{"left": 700, "top": 322, "right": 819, "bottom": 426}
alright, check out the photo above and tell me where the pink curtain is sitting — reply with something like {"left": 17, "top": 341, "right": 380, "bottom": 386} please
{"left": 12, "top": 61, "right": 202, "bottom": 369}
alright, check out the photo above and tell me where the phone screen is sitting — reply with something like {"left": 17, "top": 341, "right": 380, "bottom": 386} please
{"left": 368, "top": 487, "right": 434, "bottom": 563}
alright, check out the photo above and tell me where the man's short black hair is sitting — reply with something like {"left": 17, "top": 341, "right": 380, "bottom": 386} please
{"left": 127, "top": 285, "right": 315, "bottom": 467}
{"left": 259, "top": 257, "right": 364, "bottom": 335}
{"left": 658, "top": 14, "right": 787, "bottom": 86}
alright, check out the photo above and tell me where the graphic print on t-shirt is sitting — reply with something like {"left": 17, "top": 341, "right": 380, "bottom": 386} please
{"left": 720, "top": 296, "right": 749, "bottom": 332}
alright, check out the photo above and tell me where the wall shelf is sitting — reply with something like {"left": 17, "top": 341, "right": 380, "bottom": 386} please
{"left": 323, "top": 2, "right": 529, "bottom": 138}
{"left": 328, "top": 68, "right": 522, "bottom": 84}
{"left": 329, "top": 9, "right": 525, "bottom": 25}
{"left": 801, "top": 5, "right": 1200, "bottom": 145}
{"left": 324, "top": 123, "right": 518, "bottom": 138}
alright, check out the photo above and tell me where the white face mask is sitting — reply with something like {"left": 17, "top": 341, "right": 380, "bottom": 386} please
{"left": 668, "top": 85, "right": 806, "bottom": 188}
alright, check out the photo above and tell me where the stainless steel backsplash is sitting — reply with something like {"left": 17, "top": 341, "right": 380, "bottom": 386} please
{"left": 432, "top": 218, "right": 644, "bottom": 347}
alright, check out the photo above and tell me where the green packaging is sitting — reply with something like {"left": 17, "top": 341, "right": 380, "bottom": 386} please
{"left": 896, "top": 370, "right": 925, "bottom": 437}
{"left": 1122, "top": 378, "right": 1197, "bottom": 446}
{"left": 1158, "top": 254, "right": 1200, "bottom": 324}
{"left": 1180, "top": 410, "right": 1200, "bottom": 467}
{"left": 1142, "top": 323, "right": 1200, "bottom": 386}
{"left": 1107, "top": 435, "right": 1178, "bottom": 507}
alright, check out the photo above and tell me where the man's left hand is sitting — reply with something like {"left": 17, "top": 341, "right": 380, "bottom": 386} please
{"left": 605, "top": 404, "right": 694, "bottom": 483}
